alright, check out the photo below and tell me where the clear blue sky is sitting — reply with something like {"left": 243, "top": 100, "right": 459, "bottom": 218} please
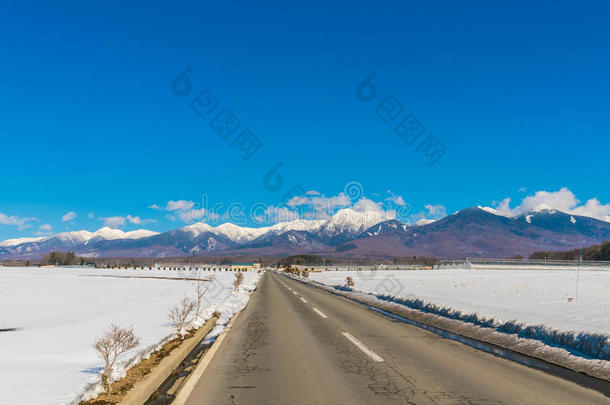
{"left": 1, "top": 1, "right": 609, "bottom": 239}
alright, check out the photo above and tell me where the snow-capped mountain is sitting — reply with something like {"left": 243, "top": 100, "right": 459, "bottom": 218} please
{"left": 316, "top": 208, "right": 394, "bottom": 245}
{"left": 0, "top": 227, "right": 159, "bottom": 258}
{"left": 2, "top": 206, "right": 610, "bottom": 260}
{"left": 514, "top": 205, "right": 610, "bottom": 239}
{"left": 360, "top": 219, "right": 408, "bottom": 237}
{"left": 180, "top": 219, "right": 326, "bottom": 244}
{"left": 0, "top": 236, "right": 46, "bottom": 247}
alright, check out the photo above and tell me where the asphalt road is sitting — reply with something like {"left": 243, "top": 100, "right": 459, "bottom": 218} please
{"left": 182, "top": 272, "right": 609, "bottom": 405}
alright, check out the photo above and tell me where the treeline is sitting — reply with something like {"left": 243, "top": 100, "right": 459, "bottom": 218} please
{"left": 41, "top": 251, "right": 87, "bottom": 266}
{"left": 530, "top": 241, "right": 610, "bottom": 261}
{"left": 279, "top": 255, "right": 329, "bottom": 266}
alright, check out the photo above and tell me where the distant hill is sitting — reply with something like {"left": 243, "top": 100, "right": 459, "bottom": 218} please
{"left": 2, "top": 206, "right": 610, "bottom": 260}
{"left": 530, "top": 241, "right": 610, "bottom": 261}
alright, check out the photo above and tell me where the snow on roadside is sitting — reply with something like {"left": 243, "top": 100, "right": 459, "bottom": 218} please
{"left": 0, "top": 266, "right": 261, "bottom": 405}
{"left": 308, "top": 269, "right": 610, "bottom": 360}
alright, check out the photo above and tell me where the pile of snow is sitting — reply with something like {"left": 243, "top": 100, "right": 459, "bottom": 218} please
{"left": 309, "top": 269, "right": 610, "bottom": 359}
{"left": 0, "top": 266, "right": 261, "bottom": 404}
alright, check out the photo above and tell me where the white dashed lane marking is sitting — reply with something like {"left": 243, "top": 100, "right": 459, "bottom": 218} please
{"left": 300, "top": 297, "right": 308, "bottom": 303}
{"left": 312, "top": 308, "right": 328, "bottom": 319}
{"left": 342, "top": 332, "right": 384, "bottom": 362}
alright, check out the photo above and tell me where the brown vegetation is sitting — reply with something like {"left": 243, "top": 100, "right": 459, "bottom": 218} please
{"left": 93, "top": 325, "right": 140, "bottom": 393}
{"left": 168, "top": 297, "right": 196, "bottom": 336}
{"left": 82, "top": 329, "right": 197, "bottom": 405}
{"left": 233, "top": 271, "right": 244, "bottom": 291}
{"left": 530, "top": 241, "right": 610, "bottom": 261}
{"left": 346, "top": 276, "right": 355, "bottom": 287}
{"left": 42, "top": 251, "right": 88, "bottom": 266}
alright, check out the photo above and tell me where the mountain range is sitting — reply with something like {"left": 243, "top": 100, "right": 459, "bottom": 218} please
{"left": 1, "top": 205, "right": 609, "bottom": 260}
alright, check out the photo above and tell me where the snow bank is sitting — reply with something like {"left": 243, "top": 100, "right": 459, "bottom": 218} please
{"left": 0, "top": 267, "right": 261, "bottom": 405}
{"left": 299, "top": 269, "right": 610, "bottom": 380}
{"left": 310, "top": 269, "right": 610, "bottom": 334}
{"left": 365, "top": 291, "right": 609, "bottom": 360}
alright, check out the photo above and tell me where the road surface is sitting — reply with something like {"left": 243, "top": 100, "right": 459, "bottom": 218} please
{"left": 182, "top": 272, "right": 609, "bottom": 404}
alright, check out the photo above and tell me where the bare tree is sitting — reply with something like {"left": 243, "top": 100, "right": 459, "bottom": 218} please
{"left": 194, "top": 282, "right": 209, "bottom": 318}
{"left": 233, "top": 271, "right": 244, "bottom": 291}
{"left": 93, "top": 324, "right": 140, "bottom": 392}
{"left": 346, "top": 276, "right": 355, "bottom": 287}
{"left": 168, "top": 297, "right": 196, "bottom": 336}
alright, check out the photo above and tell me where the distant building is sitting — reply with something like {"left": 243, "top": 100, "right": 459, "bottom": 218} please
{"left": 231, "top": 263, "right": 261, "bottom": 271}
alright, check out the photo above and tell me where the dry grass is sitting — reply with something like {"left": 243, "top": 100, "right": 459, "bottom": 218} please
{"left": 80, "top": 329, "right": 196, "bottom": 405}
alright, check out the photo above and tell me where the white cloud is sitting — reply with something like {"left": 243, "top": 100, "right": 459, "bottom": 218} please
{"left": 62, "top": 211, "right": 77, "bottom": 222}
{"left": 153, "top": 200, "right": 210, "bottom": 223}
{"left": 390, "top": 195, "right": 406, "bottom": 205}
{"left": 384, "top": 190, "right": 408, "bottom": 206}
{"left": 100, "top": 214, "right": 156, "bottom": 227}
{"left": 491, "top": 187, "right": 610, "bottom": 222}
{"left": 126, "top": 215, "right": 155, "bottom": 225}
{"left": 34, "top": 224, "right": 53, "bottom": 236}
{"left": 0, "top": 213, "right": 35, "bottom": 230}
{"left": 254, "top": 205, "right": 300, "bottom": 224}
{"left": 286, "top": 196, "right": 309, "bottom": 207}
{"left": 493, "top": 198, "right": 513, "bottom": 216}
{"left": 102, "top": 216, "right": 126, "bottom": 228}
{"left": 165, "top": 200, "right": 195, "bottom": 211}
{"left": 410, "top": 204, "right": 447, "bottom": 225}
{"left": 88, "top": 213, "right": 94, "bottom": 219}
{"left": 177, "top": 208, "right": 214, "bottom": 223}
{"left": 571, "top": 198, "right": 610, "bottom": 222}
{"left": 285, "top": 192, "right": 351, "bottom": 219}
{"left": 352, "top": 197, "right": 396, "bottom": 222}
{"left": 424, "top": 204, "right": 447, "bottom": 218}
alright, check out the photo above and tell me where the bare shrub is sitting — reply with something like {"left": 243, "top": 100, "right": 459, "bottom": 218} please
{"left": 194, "top": 282, "right": 209, "bottom": 318}
{"left": 346, "top": 276, "right": 355, "bottom": 287}
{"left": 302, "top": 269, "right": 309, "bottom": 278}
{"left": 234, "top": 271, "right": 244, "bottom": 291}
{"left": 93, "top": 324, "right": 140, "bottom": 392}
{"left": 168, "top": 297, "right": 196, "bottom": 336}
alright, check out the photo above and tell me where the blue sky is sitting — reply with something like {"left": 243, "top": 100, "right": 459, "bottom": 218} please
{"left": 1, "top": 1, "right": 609, "bottom": 240}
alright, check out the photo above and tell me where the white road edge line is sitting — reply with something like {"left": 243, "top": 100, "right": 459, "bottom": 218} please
{"left": 342, "top": 332, "right": 384, "bottom": 362}
{"left": 300, "top": 297, "right": 308, "bottom": 303}
{"left": 312, "top": 307, "right": 328, "bottom": 319}
{"left": 172, "top": 287, "right": 252, "bottom": 404}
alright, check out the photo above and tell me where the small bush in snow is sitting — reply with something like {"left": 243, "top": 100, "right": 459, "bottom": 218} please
{"left": 168, "top": 297, "right": 196, "bottom": 337}
{"left": 346, "top": 276, "right": 355, "bottom": 287}
{"left": 234, "top": 272, "right": 244, "bottom": 291}
{"left": 93, "top": 324, "right": 140, "bottom": 393}
{"left": 194, "top": 282, "right": 209, "bottom": 319}
{"left": 302, "top": 269, "right": 309, "bottom": 278}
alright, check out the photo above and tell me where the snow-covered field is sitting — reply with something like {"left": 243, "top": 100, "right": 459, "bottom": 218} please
{"left": 310, "top": 269, "right": 610, "bottom": 335}
{"left": 0, "top": 266, "right": 261, "bottom": 405}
